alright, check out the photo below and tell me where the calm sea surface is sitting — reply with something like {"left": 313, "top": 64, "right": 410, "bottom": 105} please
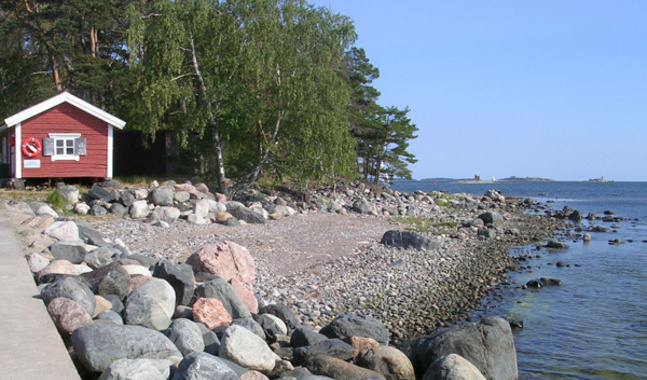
{"left": 391, "top": 180, "right": 647, "bottom": 380}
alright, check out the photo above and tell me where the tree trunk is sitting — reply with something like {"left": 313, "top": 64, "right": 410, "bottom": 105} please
{"left": 188, "top": 33, "right": 228, "bottom": 194}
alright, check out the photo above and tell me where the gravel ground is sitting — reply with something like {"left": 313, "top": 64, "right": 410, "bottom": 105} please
{"left": 87, "top": 197, "right": 564, "bottom": 341}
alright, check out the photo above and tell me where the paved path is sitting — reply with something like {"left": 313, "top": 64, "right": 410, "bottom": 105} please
{"left": 0, "top": 208, "right": 81, "bottom": 379}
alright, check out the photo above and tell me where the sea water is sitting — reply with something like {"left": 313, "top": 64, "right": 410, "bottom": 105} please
{"left": 391, "top": 180, "right": 647, "bottom": 379}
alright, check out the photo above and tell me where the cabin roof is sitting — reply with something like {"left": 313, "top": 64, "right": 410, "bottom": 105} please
{"left": 2, "top": 91, "right": 126, "bottom": 130}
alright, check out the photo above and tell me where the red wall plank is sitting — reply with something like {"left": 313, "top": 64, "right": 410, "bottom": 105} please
{"left": 20, "top": 103, "right": 109, "bottom": 178}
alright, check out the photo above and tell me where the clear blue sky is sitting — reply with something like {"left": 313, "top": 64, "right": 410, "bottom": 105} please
{"left": 312, "top": 1, "right": 647, "bottom": 181}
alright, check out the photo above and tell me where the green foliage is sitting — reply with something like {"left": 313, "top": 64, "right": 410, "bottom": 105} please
{"left": 393, "top": 215, "right": 457, "bottom": 234}
{"left": 46, "top": 190, "right": 67, "bottom": 210}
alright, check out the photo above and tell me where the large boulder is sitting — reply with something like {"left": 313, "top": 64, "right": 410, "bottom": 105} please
{"left": 44, "top": 221, "right": 80, "bottom": 242}
{"left": 164, "top": 318, "right": 205, "bottom": 356}
{"left": 37, "top": 260, "right": 77, "bottom": 282}
{"left": 173, "top": 352, "right": 238, "bottom": 380}
{"left": 56, "top": 185, "right": 80, "bottom": 204}
{"left": 196, "top": 278, "right": 251, "bottom": 319}
{"left": 88, "top": 185, "right": 117, "bottom": 202}
{"left": 50, "top": 241, "right": 88, "bottom": 264}
{"left": 153, "top": 260, "right": 196, "bottom": 306}
{"left": 72, "top": 324, "right": 182, "bottom": 373}
{"left": 84, "top": 246, "right": 123, "bottom": 269}
{"left": 320, "top": 313, "right": 390, "bottom": 345}
{"left": 352, "top": 198, "right": 377, "bottom": 215}
{"left": 411, "top": 317, "right": 517, "bottom": 380}
{"left": 124, "top": 278, "right": 176, "bottom": 330}
{"left": 149, "top": 186, "right": 175, "bottom": 206}
{"left": 130, "top": 200, "right": 150, "bottom": 219}
{"left": 477, "top": 212, "right": 504, "bottom": 228}
{"left": 151, "top": 206, "right": 181, "bottom": 224}
{"left": 47, "top": 297, "right": 93, "bottom": 335}
{"left": 187, "top": 241, "right": 255, "bottom": 287}
{"left": 423, "top": 353, "right": 486, "bottom": 380}
{"left": 98, "top": 358, "right": 174, "bottom": 380}
{"left": 356, "top": 346, "right": 416, "bottom": 380}
{"left": 226, "top": 202, "right": 266, "bottom": 224}
{"left": 41, "top": 276, "right": 96, "bottom": 316}
{"left": 218, "top": 325, "right": 280, "bottom": 373}
{"left": 380, "top": 230, "right": 435, "bottom": 251}
{"left": 228, "top": 277, "right": 258, "bottom": 314}
{"left": 303, "top": 355, "right": 385, "bottom": 380}
{"left": 290, "top": 327, "right": 329, "bottom": 348}
{"left": 294, "top": 339, "right": 355, "bottom": 363}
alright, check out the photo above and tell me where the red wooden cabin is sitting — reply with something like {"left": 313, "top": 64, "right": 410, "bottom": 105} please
{"left": 0, "top": 92, "right": 126, "bottom": 180}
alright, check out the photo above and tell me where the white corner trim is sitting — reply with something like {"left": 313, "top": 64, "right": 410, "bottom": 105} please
{"left": 107, "top": 125, "right": 114, "bottom": 178}
{"left": 4, "top": 91, "right": 126, "bottom": 129}
{"left": 15, "top": 123, "right": 22, "bottom": 179}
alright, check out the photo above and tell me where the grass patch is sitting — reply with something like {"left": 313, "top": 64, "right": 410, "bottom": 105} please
{"left": 46, "top": 190, "right": 67, "bottom": 210}
{"left": 392, "top": 215, "right": 458, "bottom": 234}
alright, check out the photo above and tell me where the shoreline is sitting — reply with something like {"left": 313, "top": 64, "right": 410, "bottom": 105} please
{"left": 4, "top": 181, "right": 565, "bottom": 344}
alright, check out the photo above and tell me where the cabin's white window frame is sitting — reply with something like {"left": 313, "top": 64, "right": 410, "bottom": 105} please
{"left": 49, "top": 133, "right": 81, "bottom": 161}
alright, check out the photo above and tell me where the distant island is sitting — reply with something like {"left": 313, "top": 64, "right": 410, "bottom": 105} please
{"left": 498, "top": 176, "right": 554, "bottom": 182}
{"left": 404, "top": 176, "right": 555, "bottom": 183}
{"left": 587, "top": 177, "right": 613, "bottom": 183}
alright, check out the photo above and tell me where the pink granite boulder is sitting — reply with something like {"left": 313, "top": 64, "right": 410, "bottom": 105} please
{"left": 47, "top": 297, "right": 93, "bottom": 335}
{"left": 187, "top": 241, "right": 255, "bottom": 287}
{"left": 228, "top": 277, "right": 258, "bottom": 314}
{"left": 192, "top": 298, "right": 232, "bottom": 331}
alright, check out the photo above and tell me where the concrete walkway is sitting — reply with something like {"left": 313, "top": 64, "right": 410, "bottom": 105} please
{"left": 0, "top": 208, "right": 81, "bottom": 379}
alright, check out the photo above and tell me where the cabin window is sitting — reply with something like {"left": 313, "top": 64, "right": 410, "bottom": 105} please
{"left": 47, "top": 133, "right": 81, "bottom": 161}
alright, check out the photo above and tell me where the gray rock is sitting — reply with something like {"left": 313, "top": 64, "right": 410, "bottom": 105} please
{"left": 477, "top": 229, "right": 496, "bottom": 239}
{"left": 88, "top": 185, "right": 117, "bottom": 202}
{"left": 545, "top": 240, "right": 569, "bottom": 249}
{"left": 41, "top": 276, "right": 95, "bottom": 316}
{"left": 231, "top": 317, "right": 266, "bottom": 340}
{"left": 294, "top": 339, "right": 355, "bottom": 362}
{"left": 411, "top": 317, "right": 517, "bottom": 380}
{"left": 91, "top": 205, "right": 108, "bottom": 217}
{"left": 218, "top": 325, "right": 279, "bottom": 373}
{"left": 253, "top": 313, "right": 285, "bottom": 341}
{"left": 303, "top": 355, "right": 385, "bottom": 380}
{"left": 173, "top": 352, "right": 238, "bottom": 380}
{"left": 110, "top": 203, "right": 128, "bottom": 218}
{"left": 152, "top": 206, "right": 181, "bottom": 224}
{"left": 130, "top": 200, "right": 150, "bottom": 219}
{"left": 320, "top": 313, "right": 389, "bottom": 345}
{"left": 223, "top": 217, "right": 240, "bottom": 226}
{"left": 230, "top": 205, "right": 266, "bottom": 224}
{"left": 194, "top": 199, "right": 211, "bottom": 219}
{"left": 120, "top": 191, "right": 136, "bottom": 207}
{"left": 96, "top": 310, "right": 124, "bottom": 325}
{"left": 124, "top": 278, "right": 176, "bottom": 330}
{"left": 72, "top": 324, "right": 181, "bottom": 373}
{"left": 44, "top": 220, "right": 80, "bottom": 242}
{"left": 352, "top": 198, "right": 377, "bottom": 215}
{"left": 196, "top": 278, "right": 251, "bottom": 319}
{"left": 290, "top": 327, "right": 329, "bottom": 348}
{"left": 356, "top": 346, "right": 416, "bottom": 380}
{"left": 84, "top": 246, "right": 122, "bottom": 269}
{"left": 164, "top": 318, "right": 205, "bottom": 356}
{"left": 56, "top": 185, "right": 80, "bottom": 204}
{"left": 50, "top": 241, "right": 87, "bottom": 264}
{"left": 102, "top": 294, "right": 125, "bottom": 313}
{"left": 26, "top": 252, "right": 50, "bottom": 273}
{"left": 423, "top": 354, "right": 486, "bottom": 380}
{"left": 260, "top": 304, "right": 298, "bottom": 330}
{"left": 150, "top": 186, "right": 175, "bottom": 206}
{"left": 174, "top": 191, "right": 191, "bottom": 203}
{"left": 153, "top": 260, "right": 196, "bottom": 306}
{"left": 197, "top": 323, "right": 221, "bottom": 355}
{"left": 477, "top": 212, "right": 504, "bottom": 228}
{"left": 380, "top": 230, "right": 434, "bottom": 251}
{"left": 99, "top": 358, "right": 173, "bottom": 380}
{"left": 77, "top": 224, "right": 108, "bottom": 246}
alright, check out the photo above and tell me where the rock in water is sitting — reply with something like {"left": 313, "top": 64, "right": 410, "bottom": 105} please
{"left": 380, "top": 230, "right": 434, "bottom": 251}
{"left": 411, "top": 317, "right": 517, "bottom": 380}
{"left": 124, "top": 278, "right": 176, "bottom": 330}
{"left": 72, "top": 324, "right": 182, "bottom": 373}
{"left": 423, "top": 353, "right": 486, "bottom": 380}
{"left": 320, "top": 313, "right": 390, "bottom": 345}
